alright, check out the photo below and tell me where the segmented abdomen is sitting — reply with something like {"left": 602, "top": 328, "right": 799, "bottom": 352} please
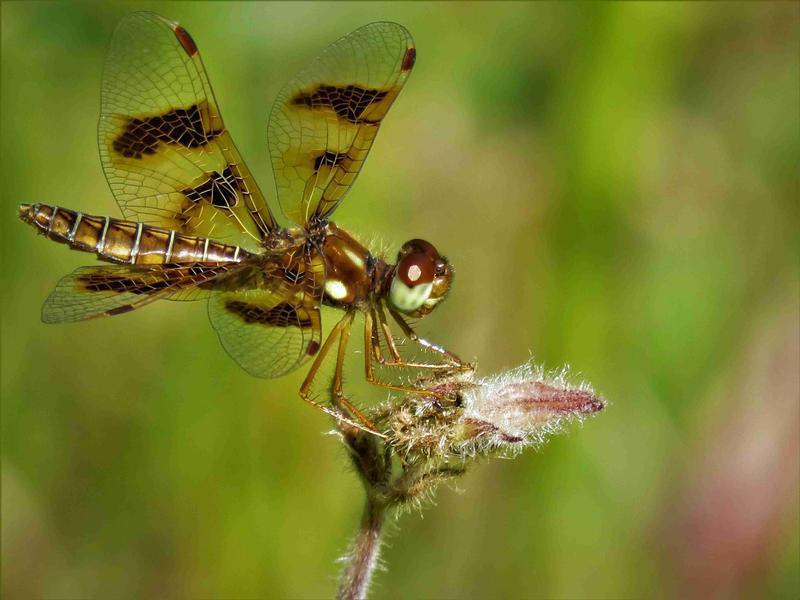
{"left": 18, "top": 203, "right": 246, "bottom": 265}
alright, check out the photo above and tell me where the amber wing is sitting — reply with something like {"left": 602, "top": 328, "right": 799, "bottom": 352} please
{"left": 207, "top": 244, "right": 325, "bottom": 378}
{"left": 42, "top": 263, "right": 233, "bottom": 323}
{"left": 99, "top": 12, "right": 275, "bottom": 253}
{"left": 268, "top": 22, "right": 416, "bottom": 225}
{"left": 42, "top": 249, "right": 323, "bottom": 377}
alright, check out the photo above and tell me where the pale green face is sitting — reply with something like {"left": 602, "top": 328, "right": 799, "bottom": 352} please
{"left": 386, "top": 239, "right": 452, "bottom": 317}
{"left": 389, "top": 277, "right": 433, "bottom": 313}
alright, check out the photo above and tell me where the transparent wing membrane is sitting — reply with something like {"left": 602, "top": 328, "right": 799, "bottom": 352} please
{"left": 99, "top": 12, "right": 275, "bottom": 252}
{"left": 208, "top": 246, "right": 325, "bottom": 378}
{"left": 42, "top": 263, "right": 232, "bottom": 323}
{"left": 268, "top": 21, "right": 415, "bottom": 225}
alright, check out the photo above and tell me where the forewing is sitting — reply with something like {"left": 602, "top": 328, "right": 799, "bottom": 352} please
{"left": 42, "top": 263, "right": 232, "bottom": 323}
{"left": 99, "top": 12, "right": 275, "bottom": 252}
{"left": 207, "top": 244, "right": 324, "bottom": 378}
{"left": 268, "top": 22, "right": 416, "bottom": 224}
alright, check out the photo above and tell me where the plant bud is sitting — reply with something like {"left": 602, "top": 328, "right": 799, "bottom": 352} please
{"left": 385, "top": 363, "right": 606, "bottom": 461}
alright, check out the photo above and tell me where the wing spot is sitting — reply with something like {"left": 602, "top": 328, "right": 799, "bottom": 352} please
{"left": 76, "top": 265, "right": 223, "bottom": 296}
{"left": 78, "top": 273, "right": 172, "bottom": 295}
{"left": 226, "top": 300, "right": 313, "bottom": 329}
{"left": 112, "top": 104, "right": 222, "bottom": 159}
{"left": 183, "top": 166, "right": 241, "bottom": 209}
{"left": 105, "top": 304, "right": 135, "bottom": 316}
{"left": 174, "top": 25, "right": 198, "bottom": 56}
{"left": 401, "top": 47, "right": 416, "bottom": 72}
{"left": 313, "top": 150, "right": 344, "bottom": 172}
{"left": 283, "top": 263, "right": 306, "bottom": 285}
{"left": 291, "top": 84, "right": 389, "bottom": 124}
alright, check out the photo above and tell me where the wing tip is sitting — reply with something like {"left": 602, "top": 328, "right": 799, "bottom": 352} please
{"left": 401, "top": 47, "right": 416, "bottom": 72}
{"left": 40, "top": 304, "right": 62, "bottom": 325}
{"left": 173, "top": 25, "right": 198, "bottom": 57}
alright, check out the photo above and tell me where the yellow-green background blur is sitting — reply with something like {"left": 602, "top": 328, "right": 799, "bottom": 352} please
{"left": 2, "top": 2, "right": 798, "bottom": 598}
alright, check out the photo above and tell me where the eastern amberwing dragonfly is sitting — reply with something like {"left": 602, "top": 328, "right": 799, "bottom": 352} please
{"left": 18, "top": 12, "right": 465, "bottom": 435}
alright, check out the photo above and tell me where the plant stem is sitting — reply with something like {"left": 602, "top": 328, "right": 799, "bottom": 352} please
{"left": 337, "top": 496, "right": 386, "bottom": 600}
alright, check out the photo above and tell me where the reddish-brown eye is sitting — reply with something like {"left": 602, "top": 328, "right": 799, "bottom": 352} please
{"left": 398, "top": 252, "right": 435, "bottom": 287}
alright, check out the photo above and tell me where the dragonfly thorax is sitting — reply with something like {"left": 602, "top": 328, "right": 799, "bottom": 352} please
{"left": 320, "top": 222, "right": 384, "bottom": 308}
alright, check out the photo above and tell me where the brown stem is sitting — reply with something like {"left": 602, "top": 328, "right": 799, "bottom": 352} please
{"left": 337, "top": 496, "right": 386, "bottom": 600}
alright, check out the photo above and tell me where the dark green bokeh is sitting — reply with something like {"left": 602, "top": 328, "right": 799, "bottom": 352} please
{"left": 2, "top": 2, "right": 798, "bottom": 598}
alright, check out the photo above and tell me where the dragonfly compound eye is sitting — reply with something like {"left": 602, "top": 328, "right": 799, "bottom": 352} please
{"left": 397, "top": 252, "right": 435, "bottom": 287}
{"left": 388, "top": 238, "right": 453, "bottom": 316}
{"left": 389, "top": 251, "right": 435, "bottom": 313}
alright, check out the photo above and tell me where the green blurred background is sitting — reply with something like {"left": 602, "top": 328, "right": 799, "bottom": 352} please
{"left": 2, "top": 2, "right": 798, "bottom": 598}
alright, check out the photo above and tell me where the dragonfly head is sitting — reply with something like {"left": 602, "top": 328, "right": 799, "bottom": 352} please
{"left": 387, "top": 239, "right": 452, "bottom": 317}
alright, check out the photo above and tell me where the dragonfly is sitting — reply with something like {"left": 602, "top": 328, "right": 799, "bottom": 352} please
{"left": 18, "top": 12, "right": 465, "bottom": 435}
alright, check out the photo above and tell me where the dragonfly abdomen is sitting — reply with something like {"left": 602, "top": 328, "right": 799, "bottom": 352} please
{"left": 18, "top": 203, "right": 245, "bottom": 265}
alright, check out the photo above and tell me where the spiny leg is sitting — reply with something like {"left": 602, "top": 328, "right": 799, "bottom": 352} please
{"left": 365, "top": 305, "right": 453, "bottom": 370}
{"left": 373, "top": 304, "right": 455, "bottom": 370}
{"left": 388, "top": 306, "right": 466, "bottom": 366}
{"left": 331, "top": 311, "right": 380, "bottom": 432}
{"left": 300, "top": 313, "right": 385, "bottom": 437}
{"left": 364, "top": 308, "right": 453, "bottom": 400}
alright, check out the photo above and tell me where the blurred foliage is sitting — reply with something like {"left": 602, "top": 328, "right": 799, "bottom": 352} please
{"left": 2, "top": 2, "right": 798, "bottom": 598}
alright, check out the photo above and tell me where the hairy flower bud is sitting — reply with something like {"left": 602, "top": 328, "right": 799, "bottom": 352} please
{"left": 383, "top": 362, "right": 606, "bottom": 462}
{"left": 337, "top": 360, "right": 607, "bottom": 597}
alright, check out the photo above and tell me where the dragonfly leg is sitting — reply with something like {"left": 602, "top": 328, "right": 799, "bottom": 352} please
{"left": 331, "top": 311, "right": 381, "bottom": 433}
{"left": 363, "top": 308, "right": 456, "bottom": 401}
{"left": 375, "top": 303, "right": 466, "bottom": 370}
{"left": 387, "top": 306, "right": 466, "bottom": 366}
{"left": 299, "top": 312, "right": 384, "bottom": 437}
